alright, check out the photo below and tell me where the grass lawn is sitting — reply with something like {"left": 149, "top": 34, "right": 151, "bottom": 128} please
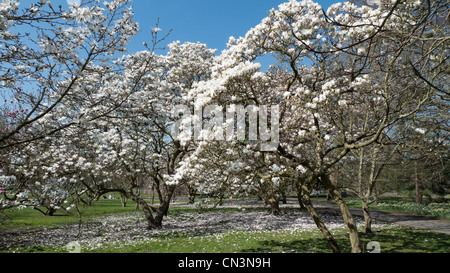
{"left": 75, "top": 226, "right": 450, "bottom": 254}
{"left": 1, "top": 198, "right": 449, "bottom": 253}
{"left": 0, "top": 198, "right": 140, "bottom": 228}
{"left": 12, "top": 224, "right": 450, "bottom": 254}
{"left": 341, "top": 197, "right": 450, "bottom": 219}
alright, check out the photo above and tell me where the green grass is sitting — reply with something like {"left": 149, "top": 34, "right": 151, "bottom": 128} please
{"left": 374, "top": 201, "right": 450, "bottom": 218}
{"left": 0, "top": 199, "right": 140, "bottom": 228}
{"left": 343, "top": 197, "right": 450, "bottom": 219}
{"left": 83, "top": 229, "right": 347, "bottom": 253}
{"left": 15, "top": 226, "right": 450, "bottom": 254}
{"left": 4, "top": 195, "right": 446, "bottom": 229}
{"left": 2, "top": 197, "right": 450, "bottom": 253}
{"left": 0, "top": 197, "right": 239, "bottom": 229}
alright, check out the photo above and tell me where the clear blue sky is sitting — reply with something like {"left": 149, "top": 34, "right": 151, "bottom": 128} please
{"left": 128, "top": 0, "right": 338, "bottom": 54}
{"left": 16, "top": 0, "right": 338, "bottom": 62}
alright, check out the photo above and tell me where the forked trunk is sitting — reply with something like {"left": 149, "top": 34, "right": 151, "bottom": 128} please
{"left": 320, "top": 174, "right": 361, "bottom": 253}
{"left": 131, "top": 195, "right": 161, "bottom": 229}
{"left": 299, "top": 183, "right": 341, "bottom": 253}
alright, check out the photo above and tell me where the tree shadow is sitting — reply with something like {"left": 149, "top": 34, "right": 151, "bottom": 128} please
{"left": 359, "top": 228, "right": 450, "bottom": 253}
{"left": 239, "top": 228, "right": 450, "bottom": 253}
{"left": 240, "top": 236, "right": 348, "bottom": 253}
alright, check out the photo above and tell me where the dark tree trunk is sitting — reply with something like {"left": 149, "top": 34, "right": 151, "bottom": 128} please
{"left": 187, "top": 186, "right": 197, "bottom": 204}
{"left": 120, "top": 193, "right": 128, "bottom": 207}
{"left": 299, "top": 181, "right": 341, "bottom": 253}
{"left": 362, "top": 198, "right": 372, "bottom": 234}
{"left": 268, "top": 196, "right": 282, "bottom": 216}
{"left": 415, "top": 160, "right": 424, "bottom": 205}
{"left": 320, "top": 174, "right": 361, "bottom": 253}
{"left": 46, "top": 207, "right": 56, "bottom": 216}
{"left": 141, "top": 184, "right": 178, "bottom": 229}
{"left": 296, "top": 187, "right": 306, "bottom": 209}
{"left": 130, "top": 195, "right": 160, "bottom": 229}
{"left": 280, "top": 191, "right": 287, "bottom": 204}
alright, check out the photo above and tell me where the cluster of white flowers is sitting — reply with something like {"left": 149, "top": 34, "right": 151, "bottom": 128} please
{"left": 0, "top": 175, "right": 16, "bottom": 185}
{"left": 0, "top": 0, "right": 19, "bottom": 37}
{"left": 1, "top": 0, "right": 445, "bottom": 241}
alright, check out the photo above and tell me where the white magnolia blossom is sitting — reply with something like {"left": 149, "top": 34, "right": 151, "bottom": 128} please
{"left": 0, "top": 0, "right": 18, "bottom": 37}
{"left": 1, "top": 0, "right": 446, "bottom": 237}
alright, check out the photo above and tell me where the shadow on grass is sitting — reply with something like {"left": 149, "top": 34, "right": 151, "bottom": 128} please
{"left": 359, "top": 228, "right": 450, "bottom": 253}
{"left": 240, "top": 228, "right": 450, "bottom": 253}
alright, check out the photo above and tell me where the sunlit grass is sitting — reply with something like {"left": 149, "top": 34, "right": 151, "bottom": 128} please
{"left": 2, "top": 198, "right": 449, "bottom": 254}
{"left": 343, "top": 197, "right": 450, "bottom": 219}
{"left": 16, "top": 226, "right": 450, "bottom": 254}
{"left": 0, "top": 199, "right": 139, "bottom": 228}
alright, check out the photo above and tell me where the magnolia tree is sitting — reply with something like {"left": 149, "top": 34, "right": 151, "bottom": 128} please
{"left": 0, "top": 0, "right": 216, "bottom": 228}
{"left": 1, "top": 0, "right": 139, "bottom": 213}
{"left": 49, "top": 41, "right": 213, "bottom": 228}
{"left": 0, "top": 0, "right": 138, "bottom": 149}
{"left": 179, "top": 139, "right": 295, "bottom": 215}
{"left": 174, "top": 0, "right": 448, "bottom": 253}
{"left": 1, "top": 0, "right": 448, "bottom": 252}
{"left": 2, "top": 40, "right": 215, "bottom": 229}
{"left": 1, "top": 134, "right": 82, "bottom": 215}
{"left": 88, "top": 41, "right": 215, "bottom": 229}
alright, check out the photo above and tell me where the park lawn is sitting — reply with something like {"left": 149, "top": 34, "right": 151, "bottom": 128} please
{"left": 0, "top": 197, "right": 252, "bottom": 229}
{"left": 91, "top": 228, "right": 450, "bottom": 254}
{"left": 2, "top": 198, "right": 449, "bottom": 253}
{"left": 15, "top": 226, "right": 450, "bottom": 254}
{"left": 339, "top": 196, "right": 450, "bottom": 219}
{"left": 0, "top": 198, "right": 140, "bottom": 228}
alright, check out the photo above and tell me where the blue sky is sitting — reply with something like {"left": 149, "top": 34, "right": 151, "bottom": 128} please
{"left": 16, "top": 0, "right": 338, "bottom": 63}
{"left": 128, "top": 0, "right": 338, "bottom": 54}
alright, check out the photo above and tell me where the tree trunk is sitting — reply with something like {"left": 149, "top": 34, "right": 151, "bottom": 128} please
{"left": 280, "top": 191, "right": 287, "bottom": 204}
{"left": 268, "top": 196, "right": 282, "bottom": 216}
{"left": 296, "top": 184, "right": 306, "bottom": 209}
{"left": 357, "top": 149, "right": 364, "bottom": 203}
{"left": 320, "top": 174, "right": 361, "bottom": 253}
{"left": 152, "top": 185, "right": 177, "bottom": 227}
{"left": 415, "top": 160, "right": 423, "bottom": 205}
{"left": 47, "top": 208, "right": 56, "bottom": 216}
{"left": 259, "top": 193, "right": 268, "bottom": 207}
{"left": 151, "top": 183, "right": 155, "bottom": 205}
{"left": 362, "top": 147, "right": 381, "bottom": 233}
{"left": 97, "top": 183, "right": 177, "bottom": 230}
{"left": 213, "top": 194, "right": 224, "bottom": 208}
{"left": 299, "top": 181, "right": 341, "bottom": 253}
{"left": 131, "top": 195, "right": 161, "bottom": 229}
{"left": 373, "top": 184, "right": 379, "bottom": 206}
{"left": 34, "top": 206, "right": 56, "bottom": 216}
{"left": 187, "top": 186, "right": 197, "bottom": 204}
{"left": 362, "top": 198, "right": 372, "bottom": 234}
{"left": 120, "top": 193, "right": 128, "bottom": 207}
{"left": 357, "top": 148, "right": 373, "bottom": 233}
